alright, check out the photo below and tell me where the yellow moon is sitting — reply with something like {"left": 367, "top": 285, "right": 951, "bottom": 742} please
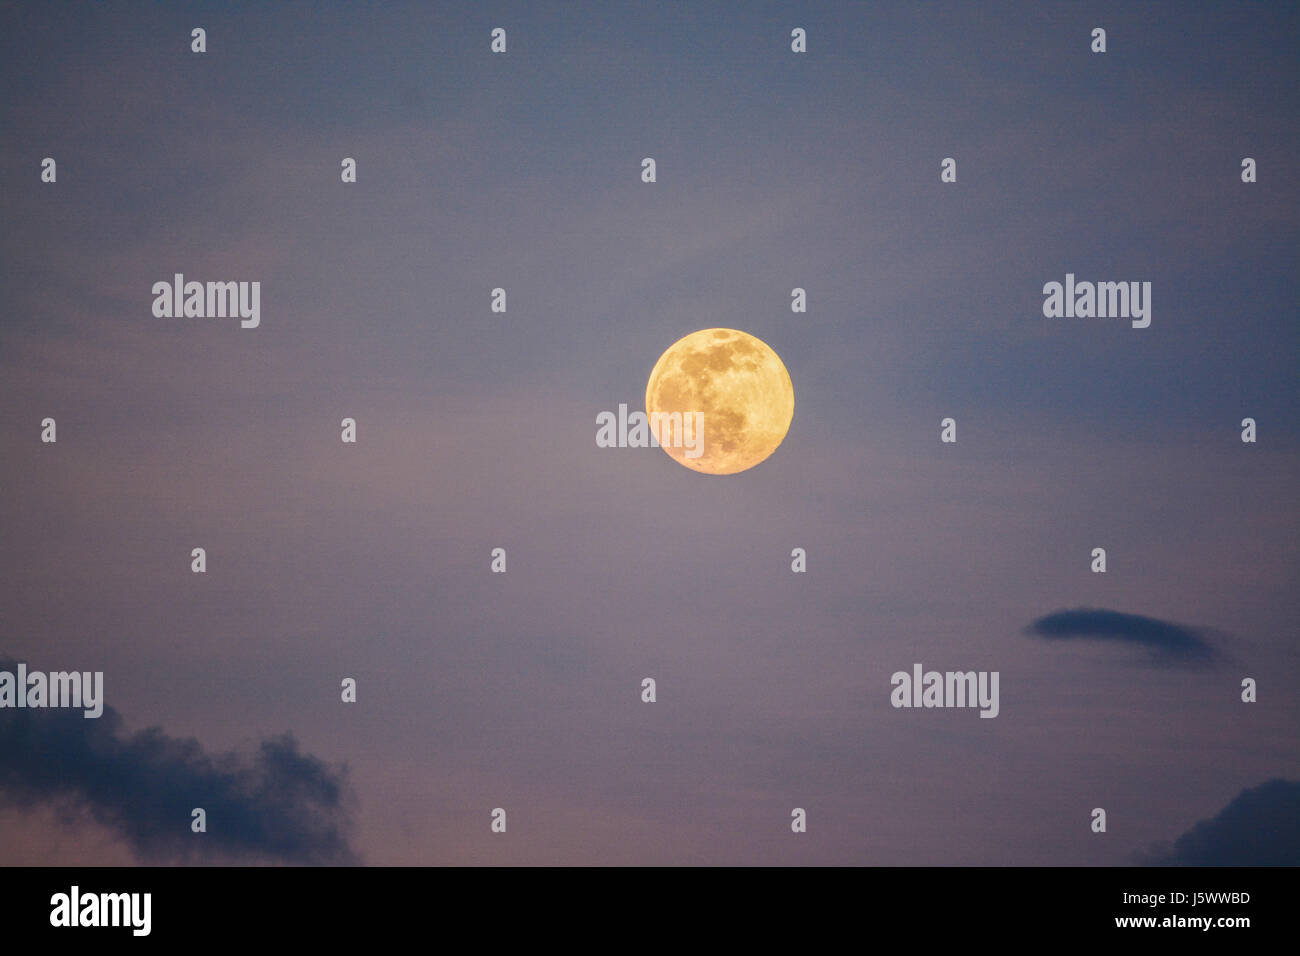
{"left": 644, "top": 328, "right": 794, "bottom": 475}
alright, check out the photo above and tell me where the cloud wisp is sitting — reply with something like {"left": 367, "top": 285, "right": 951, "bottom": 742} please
{"left": 1026, "top": 608, "right": 1220, "bottom": 665}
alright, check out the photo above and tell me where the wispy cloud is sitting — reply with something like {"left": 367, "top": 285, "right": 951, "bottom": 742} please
{"left": 1025, "top": 608, "right": 1219, "bottom": 664}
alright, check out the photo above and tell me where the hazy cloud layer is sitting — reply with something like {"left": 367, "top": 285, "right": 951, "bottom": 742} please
{"left": 1136, "top": 779, "right": 1300, "bottom": 866}
{"left": 1026, "top": 608, "right": 1218, "bottom": 664}
{"left": 0, "top": 659, "right": 357, "bottom": 865}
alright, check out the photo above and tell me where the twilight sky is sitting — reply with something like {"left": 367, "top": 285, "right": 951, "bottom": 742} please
{"left": 1, "top": 0, "right": 1297, "bottom": 865}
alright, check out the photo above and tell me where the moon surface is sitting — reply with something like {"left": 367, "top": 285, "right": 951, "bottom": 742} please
{"left": 644, "top": 328, "right": 794, "bottom": 475}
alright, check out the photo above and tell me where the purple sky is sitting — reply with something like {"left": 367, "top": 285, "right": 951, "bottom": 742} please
{"left": 1, "top": 1, "right": 1297, "bottom": 865}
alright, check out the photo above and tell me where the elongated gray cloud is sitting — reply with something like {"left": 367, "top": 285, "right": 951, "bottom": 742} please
{"left": 0, "top": 659, "right": 357, "bottom": 864}
{"left": 1026, "top": 608, "right": 1217, "bottom": 663}
{"left": 1136, "top": 779, "right": 1300, "bottom": 866}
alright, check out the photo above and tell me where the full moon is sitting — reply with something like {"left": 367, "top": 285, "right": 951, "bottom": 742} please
{"left": 644, "top": 328, "right": 794, "bottom": 475}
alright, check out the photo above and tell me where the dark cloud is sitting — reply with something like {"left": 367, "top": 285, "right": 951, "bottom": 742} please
{"left": 0, "top": 659, "right": 357, "bottom": 864}
{"left": 1026, "top": 608, "right": 1218, "bottom": 664}
{"left": 1136, "top": 779, "right": 1300, "bottom": 866}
